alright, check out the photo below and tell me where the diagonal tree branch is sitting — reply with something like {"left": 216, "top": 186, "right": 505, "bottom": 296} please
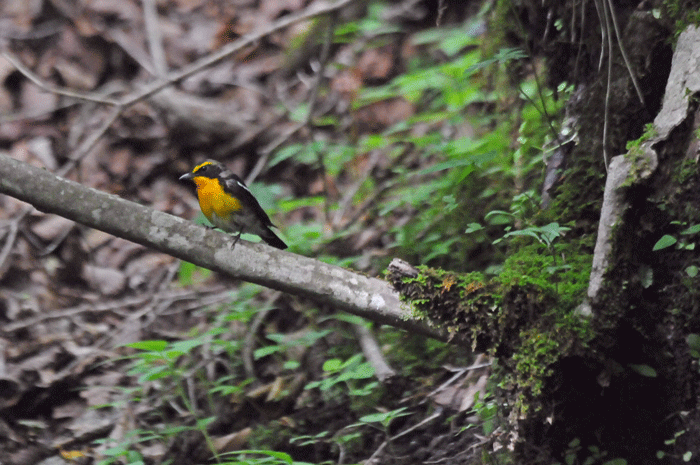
{"left": 0, "top": 154, "right": 459, "bottom": 343}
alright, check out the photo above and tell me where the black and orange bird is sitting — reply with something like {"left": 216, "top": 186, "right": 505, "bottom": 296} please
{"left": 180, "top": 160, "right": 287, "bottom": 249}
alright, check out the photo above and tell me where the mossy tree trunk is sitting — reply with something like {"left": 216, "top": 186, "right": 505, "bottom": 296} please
{"left": 503, "top": 2, "right": 700, "bottom": 462}
{"left": 392, "top": 2, "right": 700, "bottom": 463}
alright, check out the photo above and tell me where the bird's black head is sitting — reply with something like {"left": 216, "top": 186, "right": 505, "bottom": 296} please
{"left": 179, "top": 160, "right": 224, "bottom": 181}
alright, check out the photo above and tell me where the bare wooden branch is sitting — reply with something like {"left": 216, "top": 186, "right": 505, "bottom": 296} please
{"left": 353, "top": 324, "right": 396, "bottom": 382}
{"left": 0, "top": 154, "right": 459, "bottom": 343}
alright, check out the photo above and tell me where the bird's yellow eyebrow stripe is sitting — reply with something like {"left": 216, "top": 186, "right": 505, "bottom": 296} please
{"left": 193, "top": 161, "right": 214, "bottom": 173}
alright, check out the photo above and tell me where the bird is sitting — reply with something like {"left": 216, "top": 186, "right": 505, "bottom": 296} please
{"left": 179, "top": 160, "right": 287, "bottom": 249}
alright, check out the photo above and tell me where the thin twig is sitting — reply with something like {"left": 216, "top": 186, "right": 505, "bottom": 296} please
{"left": 0, "top": 100, "right": 80, "bottom": 124}
{"left": 573, "top": 0, "right": 587, "bottom": 80}
{"left": 364, "top": 409, "right": 443, "bottom": 464}
{"left": 59, "top": 105, "right": 123, "bottom": 175}
{"left": 332, "top": 150, "right": 381, "bottom": 228}
{"left": 601, "top": 0, "right": 613, "bottom": 170}
{"left": 0, "top": 221, "right": 18, "bottom": 278}
{"left": 605, "top": 0, "right": 644, "bottom": 105}
{"left": 142, "top": 0, "right": 168, "bottom": 77}
{"left": 3, "top": 0, "right": 353, "bottom": 197}
{"left": 248, "top": 121, "right": 305, "bottom": 184}
{"left": 592, "top": 0, "right": 606, "bottom": 72}
{"left": 2, "top": 294, "right": 152, "bottom": 332}
{"left": 242, "top": 291, "right": 280, "bottom": 379}
{"left": 242, "top": 308, "right": 271, "bottom": 380}
{"left": 3, "top": 0, "right": 353, "bottom": 128}
{"left": 0, "top": 105, "right": 122, "bottom": 275}
{"left": 0, "top": 0, "right": 354, "bottom": 278}
{"left": 505, "top": 2, "right": 564, "bottom": 146}
{"left": 436, "top": 0, "right": 447, "bottom": 26}
{"left": 248, "top": 9, "right": 339, "bottom": 184}
{"left": 315, "top": 14, "right": 339, "bottom": 228}
{"left": 353, "top": 323, "right": 396, "bottom": 382}
{"left": 121, "top": 0, "right": 354, "bottom": 108}
{"left": 0, "top": 49, "right": 120, "bottom": 105}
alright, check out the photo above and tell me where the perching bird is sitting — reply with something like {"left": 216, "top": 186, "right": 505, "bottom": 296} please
{"left": 180, "top": 160, "right": 287, "bottom": 249}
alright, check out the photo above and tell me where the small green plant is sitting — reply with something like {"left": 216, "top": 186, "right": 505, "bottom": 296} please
{"left": 653, "top": 223, "right": 700, "bottom": 252}
{"left": 687, "top": 333, "right": 700, "bottom": 360}
{"left": 557, "top": 438, "right": 628, "bottom": 465}
{"left": 254, "top": 329, "right": 332, "bottom": 365}
{"left": 218, "top": 448, "right": 317, "bottom": 464}
{"left": 497, "top": 222, "right": 572, "bottom": 292}
{"left": 93, "top": 430, "right": 148, "bottom": 465}
{"left": 472, "top": 392, "right": 498, "bottom": 435}
{"left": 124, "top": 338, "right": 223, "bottom": 462}
{"left": 304, "top": 353, "right": 376, "bottom": 397}
{"left": 657, "top": 429, "right": 692, "bottom": 462}
{"left": 352, "top": 407, "right": 411, "bottom": 432}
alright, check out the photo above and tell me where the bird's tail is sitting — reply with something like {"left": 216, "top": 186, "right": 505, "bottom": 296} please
{"left": 261, "top": 227, "right": 287, "bottom": 249}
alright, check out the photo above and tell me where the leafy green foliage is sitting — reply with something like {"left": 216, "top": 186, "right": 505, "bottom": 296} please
{"left": 274, "top": 1, "right": 569, "bottom": 272}
{"left": 557, "top": 437, "right": 629, "bottom": 465}
{"left": 305, "top": 353, "right": 376, "bottom": 397}
{"left": 627, "top": 364, "right": 657, "bottom": 378}
{"left": 218, "top": 449, "right": 315, "bottom": 464}
{"left": 108, "top": 1, "right": 580, "bottom": 462}
{"left": 471, "top": 392, "right": 498, "bottom": 435}
{"left": 653, "top": 234, "right": 677, "bottom": 251}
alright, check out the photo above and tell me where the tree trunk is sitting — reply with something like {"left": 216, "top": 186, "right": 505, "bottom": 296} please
{"left": 501, "top": 1, "right": 700, "bottom": 461}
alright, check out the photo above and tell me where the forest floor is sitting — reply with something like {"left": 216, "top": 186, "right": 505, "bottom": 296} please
{"left": 0, "top": 1, "right": 497, "bottom": 464}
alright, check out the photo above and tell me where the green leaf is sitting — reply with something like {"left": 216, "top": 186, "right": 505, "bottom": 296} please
{"left": 170, "top": 339, "right": 205, "bottom": 354}
{"left": 538, "top": 222, "right": 570, "bottom": 241}
{"left": 686, "top": 334, "right": 700, "bottom": 352}
{"left": 284, "top": 360, "right": 300, "bottom": 370}
{"left": 323, "top": 313, "right": 370, "bottom": 326}
{"left": 126, "top": 340, "right": 168, "bottom": 352}
{"left": 485, "top": 210, "right": 513, "bottom": 225}
{"left": 289, "top": 103, "right": 310, "bottom": 122}
{"left": 340, "top": 353, "right": 364, "bottom": 369}
{"left": 504, "top": 229, "right": 542, "bottom": 242}
{"left": 438, "top": 28, "right": 480, "bottom": 55}
{"left": 460, "top": 47, "right": 527, "bottom": 76}
{"left": 443, "top": 194, "right": 458, "bottom": 212}
{"left": 628, "top": 364, "right": 657, "bottom": 377}
{"left": 278, "top": 195, "right": 324, "bottom": 211}
{"left": 414, "top": 158, "right": 476, "bottom": 176}
{"left": 178, "top": 261, "right": 195, "bottom": 286}
{"left": 359, "top": 407, "right": 409, "bottom": 425}
{"left": 686, "top": 266, "right": 698, "bottom": 277}
{"left": 681, "top": 224, "right": 700, "bottom": 235}
{"left": 234, "top": 450, "right": 294, "bottom": 463}
{"left": 684, "top": 451, "right": 693, "bottom": 462}
{"left": 465, "top": 223, "right": 484, "bottom": 234}
{"left": 254, "top": 345, "right": 282, "bottom": 359}
{"left": 138, "top": 365, "right": 171, "bottom": 382}
{"left": 653, "top": 235, "right": 677, "bottom": 251}
{"left": 322, "top": 359, "right": 342, "bottom": 372}
{"left": 345, "top": 362, "right": 375, "bottom": 379}
{"left": 361, "top": 134, "right": 392, "bottom": 151}
{"left": 640, "top": 266, "right": 653, "bottom": 288}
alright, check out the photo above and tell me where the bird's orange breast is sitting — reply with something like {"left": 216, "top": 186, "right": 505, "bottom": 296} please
{"left": 192, "top": 176, "right": 242, "bottom": 225}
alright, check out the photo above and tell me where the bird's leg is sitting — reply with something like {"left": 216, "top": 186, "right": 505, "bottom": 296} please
{"left": 231, "top": 230, "right": 242, "bottom": 249}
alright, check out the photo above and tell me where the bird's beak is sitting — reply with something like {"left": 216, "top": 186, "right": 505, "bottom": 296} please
{"left": 179, "top": 172, "right": 194, "bottom": 181}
